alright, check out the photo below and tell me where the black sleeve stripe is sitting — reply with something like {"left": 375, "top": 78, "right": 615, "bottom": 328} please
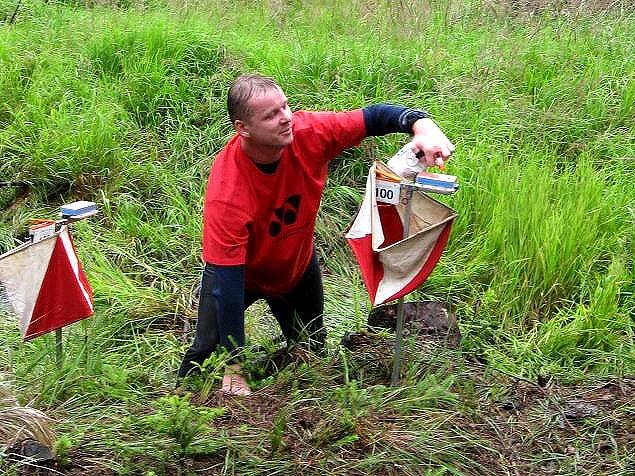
{"left": 363, "top": 103, "right": 429, "bottom": 137}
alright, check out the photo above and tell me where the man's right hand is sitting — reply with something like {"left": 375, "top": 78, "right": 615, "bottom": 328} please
{"left": 410, "top": 118, "right": 455, "bottom": 170}
{"left": 221, "top": 364, "right": 251, "bottom": 396}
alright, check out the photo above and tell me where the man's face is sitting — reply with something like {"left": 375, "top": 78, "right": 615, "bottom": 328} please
{"left": 238, "top": 87, "right": 293, "bottom": 148}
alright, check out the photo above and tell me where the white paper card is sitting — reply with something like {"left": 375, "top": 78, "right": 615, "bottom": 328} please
{"left": 375, "top": 180, "right": 401, "bottom": 205}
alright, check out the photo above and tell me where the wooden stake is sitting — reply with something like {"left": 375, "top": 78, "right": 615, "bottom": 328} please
{"left": 391, "top": 185, "right": 414, "bottom": 386}
{"left": 55, "top": 328, "right": 63, "bottom": 369}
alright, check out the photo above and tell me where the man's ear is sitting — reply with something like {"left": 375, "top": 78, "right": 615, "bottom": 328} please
{"left": 235, "top": 120, "right": 250, "bottom": 138}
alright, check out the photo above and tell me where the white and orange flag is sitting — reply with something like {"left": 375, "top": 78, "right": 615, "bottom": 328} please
{"left": 0, "top": 225, "right": 93, "bottom": 340}
{"left": 345, "top": 162, "right": 457, "bottom": 305}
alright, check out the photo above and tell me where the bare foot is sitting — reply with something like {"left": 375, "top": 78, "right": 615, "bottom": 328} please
{"left": 221, "top": 364, "right": 251, "bottom": 396}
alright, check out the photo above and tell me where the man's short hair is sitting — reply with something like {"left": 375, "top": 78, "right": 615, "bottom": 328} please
{"left": 227, "top": 74, "right": 280, "bottom": 124}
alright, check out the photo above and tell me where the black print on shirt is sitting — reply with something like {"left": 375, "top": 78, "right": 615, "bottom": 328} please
{"left": 269, "top": 194, "right": 301, "bottom": 237}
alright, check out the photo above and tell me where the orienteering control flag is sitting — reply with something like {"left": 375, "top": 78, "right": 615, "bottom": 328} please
{"left": 0, "top": 225, "right": 93, "bottom": 340}
{"left": 345, "top": 163, "right": 457, "bottom": 305}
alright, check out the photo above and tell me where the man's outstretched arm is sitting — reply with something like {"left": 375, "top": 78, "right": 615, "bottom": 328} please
{"left": 363, "top": 104, "right": 455, "bottom": 168}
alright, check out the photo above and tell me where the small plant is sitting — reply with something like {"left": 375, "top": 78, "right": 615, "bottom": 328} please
{"left": 334, "top": 380, "right": 371, "bottom": 418}
{"left": 0, "top": 458, "right": 18, "bottom": 476}
{"left": 269, "top": 409, "right": 287, "bottom": 454}
{"left": 143, "top": 393, "right": 224, "bottom": 454}
{"left": 53, "top": 435, "right": 73, "bottom": 468}
{"left": 190, "top": 351, "right": 229, "bottom": 401}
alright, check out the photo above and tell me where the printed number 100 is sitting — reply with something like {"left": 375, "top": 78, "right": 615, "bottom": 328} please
{"left": 376, "top": 187, "right": 394, "bottom": 200}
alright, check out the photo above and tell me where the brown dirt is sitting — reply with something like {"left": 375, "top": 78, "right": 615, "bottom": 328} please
{"left": 466, "top": 376, "right": 635, "bottom": 475}
{"left": 194, "top": 333, "right": 634, "bottom": 475}
{"left": 367, "top": 300, "right": 461, "bottom": 347}
{"left": 6, "top": 332, "right": 633, "bottom": 475}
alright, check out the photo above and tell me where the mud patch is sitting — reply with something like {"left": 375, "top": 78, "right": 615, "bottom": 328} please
{"left": 367, "top": 300, "right": 461, "bottom": 347}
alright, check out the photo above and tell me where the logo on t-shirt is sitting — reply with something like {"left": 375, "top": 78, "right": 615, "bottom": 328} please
{"left": 269, "top": 194, "right": 301, "bottom": 237}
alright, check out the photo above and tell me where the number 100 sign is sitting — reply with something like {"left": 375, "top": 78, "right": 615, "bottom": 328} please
{"left": 375, "top": 180, "right": 401, "bottom": 205}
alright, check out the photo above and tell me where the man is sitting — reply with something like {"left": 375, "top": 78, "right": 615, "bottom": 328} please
{"left": 178, "top": 74, "right": 454, "bottom": 395}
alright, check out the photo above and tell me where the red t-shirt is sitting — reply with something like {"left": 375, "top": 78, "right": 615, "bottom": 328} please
{"left": 202, "top": 110, "right": 366, "bottom": 295}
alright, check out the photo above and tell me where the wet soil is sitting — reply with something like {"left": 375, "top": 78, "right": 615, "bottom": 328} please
{"left": 9, "top": 346, "right": 634, "bottom": 475}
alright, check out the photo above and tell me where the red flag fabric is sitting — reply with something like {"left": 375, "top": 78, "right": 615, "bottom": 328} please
{"left": 0, "top": 226, "right": 93, "bottom": 340}
{"left": 345, "top": 163, "right": 457, "bottom": 305}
